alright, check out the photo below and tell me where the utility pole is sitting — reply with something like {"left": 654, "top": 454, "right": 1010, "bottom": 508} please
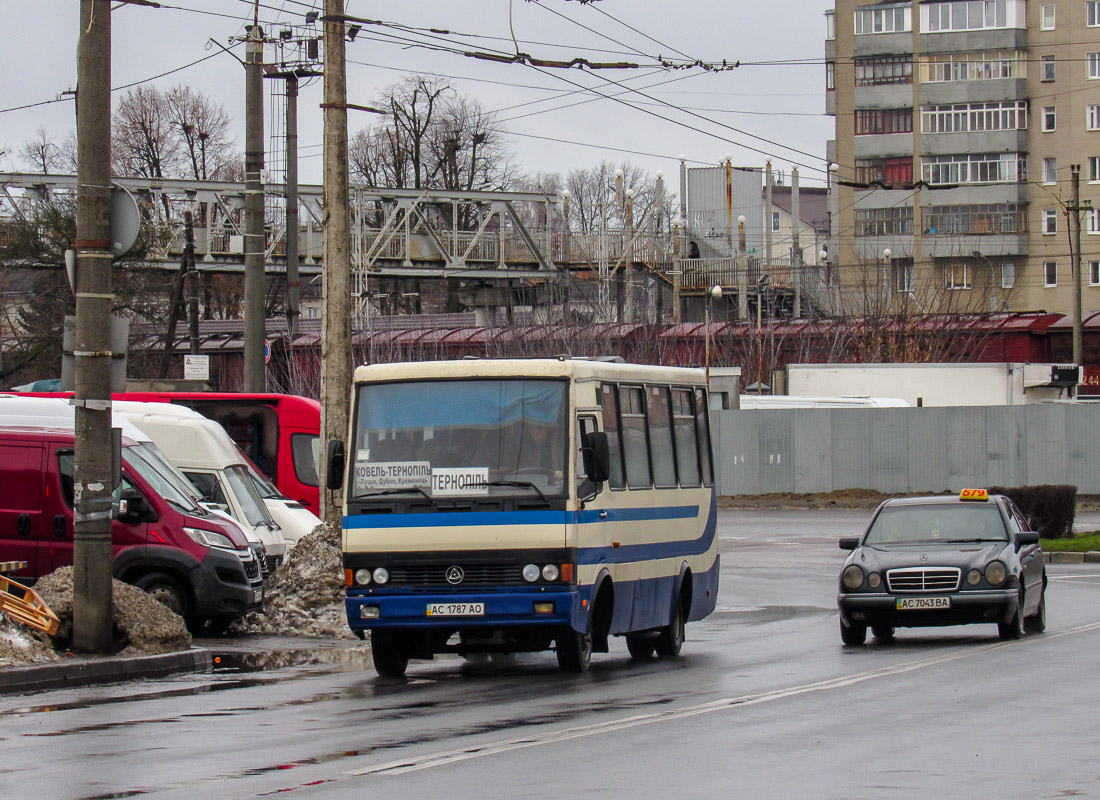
{"left": 243, "top": 16, "right": 267, "bottom": 392}
{"left": 186, "top": 211, "right": 200, "bottom": 355}
{"left": 285, "top": 75, "right": 301, "bottom": 340}
{"left": 1070, "top": 164, "right": 1085, "bottom": 366}
{"left": 791, "top": 167, "right": 801, "bottom": 319}
{"left": 73, "top": 0, "right": 114, "bottom": 653}
{"left": 319, "top": 0, "right": 352, "bottom": 524}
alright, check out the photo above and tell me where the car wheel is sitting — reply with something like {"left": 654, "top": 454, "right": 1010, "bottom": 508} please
{"left": 557, "top": 611, "right": 594, "bottom": 673}
{"left": 655, "top": 594, "right": 686, "bottom": 657}
{"left": 998, "top": 590, "right": 1026, "bottom": 641}
{"left": 370, "top": 630, "right": 409, "bottom": 678}
{"left": 133, "top": 571, "right": 189, "bottom": 619}
{"left": 871, "top": 625, "right": 895, "bottom": 641}
{"left": 1025, "top": 583, "right": 1047, "bottom": 634}
{"left": 840, "top": 617, "right": 867, "bottom": 646}
{"left": 626, "top": 632, "right": 657, "bottom": 660}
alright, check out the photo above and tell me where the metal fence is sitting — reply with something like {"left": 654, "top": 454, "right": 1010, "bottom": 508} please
{"left": 711, "top": 404, "right": 1100, "bottom": 496}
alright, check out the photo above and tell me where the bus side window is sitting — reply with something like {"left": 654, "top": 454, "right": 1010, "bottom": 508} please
{"left": 576, "top": 415, "right": 597, "bottom": 494}
{"left": 599, "top": 384, "right": 626, "bottom": 490}
{"left": 672, "top": 388, "right": 701, "bottom": 487}
{"left": 694, "top": 387, "right": 714, "bottom": 486}
{"left": 620, "top": 386, "right": 652, "bottom": 490}
{"left": 647, "top": 386, "right": 677, "bottom": 488}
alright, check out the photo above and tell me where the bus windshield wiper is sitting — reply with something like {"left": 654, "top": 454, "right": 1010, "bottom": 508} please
{"left": 478, "top": 480, "right": 548, "bottom": 502}
{"left": 357, "top": 487, "right": 433, "bottom": 501}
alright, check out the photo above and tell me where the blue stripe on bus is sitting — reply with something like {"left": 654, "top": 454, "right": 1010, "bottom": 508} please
{"left": 344, "top": 505, "right": 702, "bottom": 529}
{"left": 577, "top": 495, "right": 717, "bottom": 565}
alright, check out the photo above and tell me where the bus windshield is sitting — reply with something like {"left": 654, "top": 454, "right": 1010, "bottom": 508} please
{"left": 352, "top": 379, "right": 569, "bottom": 499}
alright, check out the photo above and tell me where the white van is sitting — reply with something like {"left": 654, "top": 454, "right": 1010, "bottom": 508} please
{"left": 115, "top": 402, "right": 318, "bottom": 565}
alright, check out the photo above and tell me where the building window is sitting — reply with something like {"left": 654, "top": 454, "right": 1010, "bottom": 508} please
{"left": 855, "top": 156, "right": 913, "bottom": 185}
{"left": 921, "top": 51, "right": 1026, "bottom": 83}
{"left": 1090, "top": 53, "right": 1100, "bottom": 79}
{"left": 1088, "top": 209, "right": 1100, "bottom": 234}
{"left": 922, "top": 153, "right": 1027, "bottom": 185}
{"left": 1043, "top": 157, "right": 1058, "bottom": 184}
{"left": 770, "top": 212, "right": 780, "bottom": 232}
{"left": 921, "top": 101, "right": 1028, "bottom": 134}
{"left": 1044, "top": 261, "right": 1057, "bottom": 287}
{"left": 1043, "top": 209, "right": 1058, "bottom": 234}
{"left": 1041, "top": 55, "right": 1056, "bottom": 81}
{"left": 1001, "top": 262, "right": 1016, "bottom": 289}
{"left": 855, "top": 4, "right": 912, "bottom": 35}
{"left": 826, "top": 61, "right": 835, "bottom": 91}
{"left": 1091, "top": 261, "right": 1100, "bottom": 286}
{"left": 1042, "top": 107, "right": 1057, "bottom": 131}
{"left": 944, "top": 264, "right": 971, "bottom": 290}
{"left": 1040, "top": 3, "right": 1055, "bottom": 29}
{"left": 895, "top": 262, "right": 914, "bottom": 292}
{"left": 1090, "top": 156, "right": 1100, "bottom": 182}
{"left": 855, "top": 55, "right": 913, "bottom": 86}
{"left": 825, "top": 9, "right": 835, "bottom": 40}
{"left": 923, "top": 0, "right": 1011, "bottom": 32}
{"left": 922, "top": 203, "right": 1028, "bottom": 235}
{"left": 855, "top": 108, "right": 913, "bottom": 135}
{"left": 1089, "top": 105, "right": 1100, "bottom": 131}
{"left": 1090, "top": 1, "right": 1100, "bottom": 27}
{"left": 855, "top": 206, "right": 914, "bottom": 237}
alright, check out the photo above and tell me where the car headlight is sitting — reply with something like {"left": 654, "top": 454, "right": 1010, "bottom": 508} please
{"left": 372, "top": 567, "right": 389, "bottom": 585}
{"left": 842, "top": 565, "right": 865, "bottom": 590}
{"left": 184, "top": 527, "right": 236, "bottom": 550}
{"left": 985, "top": 561, "right": 1007, "bottom": 586}
{"left": 966, "top": 569, "right": 982, "bottom": 585}
{"left": 542, "top": 564, "right": 560, "bottom": 582}
{"left": 866, "top": 572, "right": 881, "bottom": 589}
{"left": 522, "top": 564, "right": 540, "bottom": 582}
{"left": 354, "top": 568, "right": 372, "bottom": 586}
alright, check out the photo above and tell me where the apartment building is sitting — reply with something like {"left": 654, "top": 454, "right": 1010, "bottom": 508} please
{"left": 825, "top": 0, "right": 1100, "bottom": 317}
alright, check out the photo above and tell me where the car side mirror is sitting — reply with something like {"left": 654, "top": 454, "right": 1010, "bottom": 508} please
{"left": 1015, "top": 531, "right": 1040, "bottom": 550}
{"left": 839, "top": 537, "right": 860, "bottom": 551}
{"left": 326, "top": 439, "right": 346, "bottom": 491}
{"left": 582, "top": 431, "right": 610, "bottom": 485}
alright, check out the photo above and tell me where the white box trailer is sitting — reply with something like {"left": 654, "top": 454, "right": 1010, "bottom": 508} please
{"left": 786, "top": 363, "right": 1081, "bottom": 407}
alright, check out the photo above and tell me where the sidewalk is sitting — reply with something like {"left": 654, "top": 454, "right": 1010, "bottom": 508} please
{"left": 0, "top": 648, "right": 213, "bottom": 694}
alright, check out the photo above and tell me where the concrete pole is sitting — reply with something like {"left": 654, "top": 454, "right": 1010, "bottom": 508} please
{"left": 244, "top": 23, "right": 267, "bottom": 391}
{"left": 791, "top": 167, "right": 801, "bottom": 318}
{"left": 624, "top": 190, "right": 634, "bottom": 322}
{"left": 286, "top": 74, "right": 301, "bottom": 341}
{"left": 320, "top": 0, "right": 352, "bottom": 524}
{"left": 186, "top": 211, "right": 200, "bottom": 355}
{"left": 765, "top": 160, "right": 773, "bottom": 266}
{"left": 73, "top": 0, "right": 114, "bottom": 654}
{"left": 1072, "top": 164, "right": 1083, "bottom": 366}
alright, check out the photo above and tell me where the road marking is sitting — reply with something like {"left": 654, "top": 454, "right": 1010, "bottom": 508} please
{"left": 347, "top": 622, "right": 1100, "bottom": 777}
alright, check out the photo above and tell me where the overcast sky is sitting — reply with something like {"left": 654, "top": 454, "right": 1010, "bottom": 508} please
{"left": 2, "top": 0, "right": 833, "bottom": 188}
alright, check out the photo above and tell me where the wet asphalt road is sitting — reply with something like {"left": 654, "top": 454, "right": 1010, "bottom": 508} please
{"left": 4, "top": 508, "right": 1100, "bottom": 799}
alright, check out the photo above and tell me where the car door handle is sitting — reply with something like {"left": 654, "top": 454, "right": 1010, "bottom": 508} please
{"left": 17, "top": 514, "right": 30, "bottom": 536}
{"left": 53, "top": 515, "right": 67, "bottom": 538}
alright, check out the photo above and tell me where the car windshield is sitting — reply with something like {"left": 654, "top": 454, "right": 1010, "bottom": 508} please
{"left": 352, "top": 378, "right": 569, "bottom": 499}
{"left": 123, "top": 444, "right": 203, "bottom": 513}
{"left": 864, "top": 503, "right": 1008, "bottom": 546}
{"left": 224, "top": 465, "right": 277, "bottom": 527}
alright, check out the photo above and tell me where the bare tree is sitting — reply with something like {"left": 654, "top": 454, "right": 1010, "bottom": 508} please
{"left": 113, "top": 86, "right": 180, "bottom": 179}
{"left": 165, "top": 86, "right": 238, "bottom": 181}
{"left": 18, "top": 128, "right": 65, "bottom": 174}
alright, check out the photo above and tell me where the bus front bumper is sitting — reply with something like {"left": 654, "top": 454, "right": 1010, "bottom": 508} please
{"left": 345, "top": 587, "right": 584, "bottom": 631}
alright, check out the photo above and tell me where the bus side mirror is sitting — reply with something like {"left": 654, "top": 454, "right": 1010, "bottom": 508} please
{"left": 582, "top": 431, "right": 610, "bottom": 484}
{"left": 326, "top": 439, "right": 345, "bottom": 491}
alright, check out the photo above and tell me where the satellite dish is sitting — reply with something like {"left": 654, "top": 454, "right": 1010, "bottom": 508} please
{"left": 110, "top": 185, "right": 141, "bottom": 258}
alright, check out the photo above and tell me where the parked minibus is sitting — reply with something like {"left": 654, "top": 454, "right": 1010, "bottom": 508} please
{"left": 327, "top": 358, "right": 719, "bottom": 676}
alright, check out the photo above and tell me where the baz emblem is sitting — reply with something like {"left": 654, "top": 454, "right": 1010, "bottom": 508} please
{"left": 445, "top": 565, "right": 465, "bottom": 585}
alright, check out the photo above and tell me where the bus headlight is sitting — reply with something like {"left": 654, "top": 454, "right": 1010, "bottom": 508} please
{"left": 542, "top": 564, "right": 560, "bottom": 582}
{"left": 354, "top": 569, "right": 372, "bottom": 586}
{"left": 372, "top": 567, "right": 390, "bottom": 585}
{"left": 522, "top": 564, "right": 540, "bottom": 582}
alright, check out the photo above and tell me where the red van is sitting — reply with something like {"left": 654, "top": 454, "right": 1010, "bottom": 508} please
{"left": 20, "top": 392, "right": 322, "bottom": 516}
{"left": 0, "top": 426, "right": 264, "bottom": 631}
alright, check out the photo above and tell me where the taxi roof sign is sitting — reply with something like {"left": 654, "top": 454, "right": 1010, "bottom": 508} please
{"left": 959, "top": 488, "right": 989, "bottom": 502}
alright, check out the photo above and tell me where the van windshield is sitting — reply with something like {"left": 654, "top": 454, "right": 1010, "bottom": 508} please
{"left": 225, "top": 465, "right": 277, "bottom": 527}
{"left": 352, "top": 379, "right": 568, "bottom": 498}
{"left": 123, "top": 445, "right": 203, "bottom": 513}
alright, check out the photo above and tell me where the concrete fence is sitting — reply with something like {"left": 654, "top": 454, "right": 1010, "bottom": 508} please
{"left": 712, "top": 404, "right": 1100, "bottom": 496}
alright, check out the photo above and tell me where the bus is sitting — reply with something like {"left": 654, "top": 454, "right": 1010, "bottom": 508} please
{"left": 327, "top": 357, "right": 719, "bottom": 676}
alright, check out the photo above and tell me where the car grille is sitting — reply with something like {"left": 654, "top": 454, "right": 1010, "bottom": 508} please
{"left": 887, "top": 567, "right": 961, "bottom": 593}
{"left": 238, "top": 550, "right": 262, "bottom": 582}
{"left": 389, "top": 564, "right": 522, "bottom": 588}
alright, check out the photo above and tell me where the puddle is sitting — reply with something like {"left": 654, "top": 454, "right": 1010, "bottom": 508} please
{"left": 712, "top": 605, "right": 834, "bottom": 624}
{"left": 209, "top": 647, "right": 373, "bottom": 674}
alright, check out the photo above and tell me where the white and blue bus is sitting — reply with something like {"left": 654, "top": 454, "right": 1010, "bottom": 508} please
{"left": 327, "top": 357, "right": 719, "bottom": 676}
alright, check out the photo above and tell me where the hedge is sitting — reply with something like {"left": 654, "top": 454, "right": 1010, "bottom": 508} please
{"left": 988, "top": 484, "right": 1077, "bottom": 540}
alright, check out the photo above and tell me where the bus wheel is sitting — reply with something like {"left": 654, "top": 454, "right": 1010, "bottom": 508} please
{"left": 371, "top": 631, "right": 409, "bottom": 678}
{"left": 626, "top": 633, "right": 656, "bottom": 660}
{"left": 556, "top": 622, "right": 593, "bottom": 673}
{"left": 655, "top": 594, "right": 686, "bottom": 657}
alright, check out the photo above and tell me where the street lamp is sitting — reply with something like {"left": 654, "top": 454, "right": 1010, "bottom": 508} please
{"left": 705, "top": 284, "right": 723, "bottom": 384}
{"left": 882, "top": 248, "right": 892, "bottom": 304}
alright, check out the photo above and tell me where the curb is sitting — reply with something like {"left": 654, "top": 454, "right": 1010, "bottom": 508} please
{"left": 0, "top": 648, "right": 212, "bottom": 695}
{"left": 1044, "top": 551, "right": 1100, "bottom": 564}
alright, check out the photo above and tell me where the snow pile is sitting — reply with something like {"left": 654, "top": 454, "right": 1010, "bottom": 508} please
{"left": 233, "top": 522, "right": 355, "bottom": 639}
{"left": 34, "top": 567, "right": 192, "bottom": 656}
{"left": 0, "top": 614, "right": 58, "bottom": 666}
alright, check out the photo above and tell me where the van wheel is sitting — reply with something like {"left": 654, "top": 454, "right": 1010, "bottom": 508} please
{"left": 133, "top": 572, "right": 189, "bottom": 619}
{"left": 655, "top": 594, "right": 686, "bottom": 657}
{"left": 370, "top": 631, "right": 409, "bottom": 678}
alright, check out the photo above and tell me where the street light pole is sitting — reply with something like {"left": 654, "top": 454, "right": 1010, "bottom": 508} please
{"left": 705, "top": 284, "right": 722, "bottom": 384}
